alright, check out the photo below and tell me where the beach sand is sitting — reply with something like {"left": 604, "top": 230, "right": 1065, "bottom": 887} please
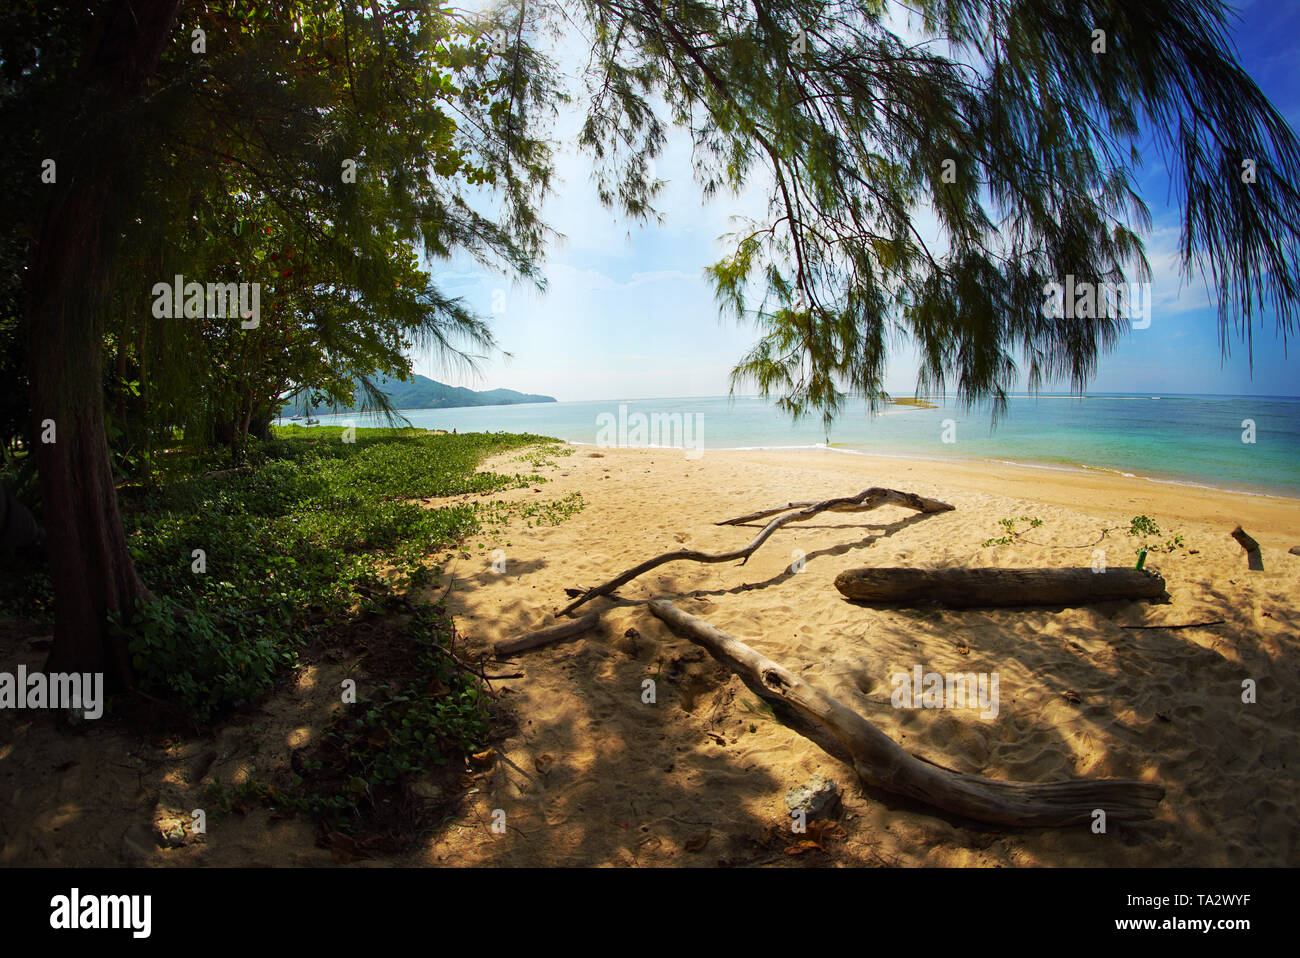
{"left": 421, "top": 444, "right": 1300, "bottom": 866}
{"left": 2, "top": 442, "right": 1296, "bottom": 867}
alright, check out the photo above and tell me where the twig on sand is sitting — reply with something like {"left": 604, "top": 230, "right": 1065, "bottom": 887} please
{"left": 426, "top": 642, "right": 498, "bottom": 693}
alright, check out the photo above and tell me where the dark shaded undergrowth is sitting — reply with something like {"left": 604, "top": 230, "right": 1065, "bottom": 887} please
{"left": 3, "top": 426, "right": 576, "bottom": 851}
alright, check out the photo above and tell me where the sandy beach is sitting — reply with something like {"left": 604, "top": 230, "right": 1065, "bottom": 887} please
{"left": 3, "top": 442, "right": 1296, "bottom": 868}
{"left": 424, "top": 443, "right": 1300, "bottom": 866}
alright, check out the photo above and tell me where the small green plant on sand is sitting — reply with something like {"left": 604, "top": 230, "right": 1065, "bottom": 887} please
{"left": 1127, "top": 515, "right": 1160, "bottom": 538}
{"left": 1120, "top": 515, "right": 1185, "bottom": 555}
{"left": 981, "top": 515, "right": 1043, "bottom": 547}
{"left": 512, "top": 442, "right": 573, "bottom": 470}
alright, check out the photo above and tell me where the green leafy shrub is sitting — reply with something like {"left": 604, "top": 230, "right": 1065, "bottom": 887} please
{"left": 114, "top": 598, "right": 292, "bottom": 722}
{"left": 109, "top": 428, "right": 563, "bottom": 723}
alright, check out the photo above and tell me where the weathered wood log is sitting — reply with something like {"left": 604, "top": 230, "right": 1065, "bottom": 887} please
{"left": 558, "top": 487, "right": 954, "bottom": 616}
{"left": 493, "top": 612, "right": 600, "bottom": 657}
{"left": 1230, "top": 525, "right": 1260, "bottom": 553}
{"left": 835, "top": 566, "right": 1167, "bottom": 607}
{"left": 648, "top": 599, "right": 1164, "bottom": 827}
{"left": 1231, "top": 526, "right": 1264, "bottom": 570}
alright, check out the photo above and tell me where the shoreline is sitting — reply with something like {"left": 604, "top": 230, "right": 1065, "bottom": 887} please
{"left": 547, "top": 444, "right": 1300, "bottom": 536}
{"left": 291, "top": 407, "right": 1300, "bottom": 501}
{"left": 559, "top": 439, "right": 1300, "bottom": 503}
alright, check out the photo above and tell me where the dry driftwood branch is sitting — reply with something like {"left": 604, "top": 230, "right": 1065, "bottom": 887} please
{"left": 493, "top": 612, "right": 600, "bottom": 657}
{"left": 1120, "top": 619, "right": 1225, "bottom": 631}
{"left": 558, "top": 487, "right": 954, "bottom": 617}
{"left": 648, "top": 599, "right": 1164, "bottom": 827}
{"left": 716, "top": 488, "right": 955, "bottom": 526}
{"left": 835, "top": 566, "right": 1168, "bottom": 607}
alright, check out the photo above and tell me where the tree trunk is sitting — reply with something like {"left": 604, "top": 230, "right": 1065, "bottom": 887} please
{"left": 237, "top": 391, "right": 258, "bottom": 456}
{"left": 834, "top": 566, "right": 1168, "bottom": 607}
{"left": 249, "top": 412, "right": 274, "bottom": 443}
{"left": 25, "top": 0, "right": 181, "bottom": 686}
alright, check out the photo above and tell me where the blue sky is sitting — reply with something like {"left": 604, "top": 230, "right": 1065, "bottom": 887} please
{"left": 418, "top": 1, "right": 1300, "bottom": 402}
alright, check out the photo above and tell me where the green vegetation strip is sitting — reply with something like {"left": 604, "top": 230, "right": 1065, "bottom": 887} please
{"left": 106, "top": 427, "right": 565, "bottom": 720}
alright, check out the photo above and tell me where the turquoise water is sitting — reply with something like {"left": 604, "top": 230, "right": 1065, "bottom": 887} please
{"left": 296, "top": 394, "right": 1300, "bottom": 498}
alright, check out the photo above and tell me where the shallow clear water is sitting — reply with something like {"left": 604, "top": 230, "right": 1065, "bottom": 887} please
{"left": 294, "top": 393, "right": 1300, "bottom": 498}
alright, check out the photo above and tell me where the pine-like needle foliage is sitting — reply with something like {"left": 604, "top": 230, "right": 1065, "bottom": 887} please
{"left": 571, "top": 0, "right": 1300, "bottom": 426}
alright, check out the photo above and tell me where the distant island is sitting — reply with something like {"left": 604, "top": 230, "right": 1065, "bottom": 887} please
{"left": 887, "top": 396, "right": 938, "bottom": 409}
{"left": 281, "top": 373, "right": 556, "bottom": 416}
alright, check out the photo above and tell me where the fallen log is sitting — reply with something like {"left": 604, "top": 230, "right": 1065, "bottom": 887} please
{"left": 558, "top": 487, "right": 954, "bottom": 616}
{"left": 493, "top": 612, "right": 600, "bottom": 657}
{"left": 648, "top": 599, "right": 1164, "bottom": 827}
{"left": 835, "top": 566, "right": 1168, "bottom": 607}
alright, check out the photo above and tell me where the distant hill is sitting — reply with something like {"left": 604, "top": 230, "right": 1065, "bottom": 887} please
{"left": 281, "top": 373, "right": 556, "bottom": 415}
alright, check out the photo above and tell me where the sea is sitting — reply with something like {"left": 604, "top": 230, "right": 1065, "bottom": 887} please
{"left": 293, "top": 393, "right": 1300, "bottom": 499}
